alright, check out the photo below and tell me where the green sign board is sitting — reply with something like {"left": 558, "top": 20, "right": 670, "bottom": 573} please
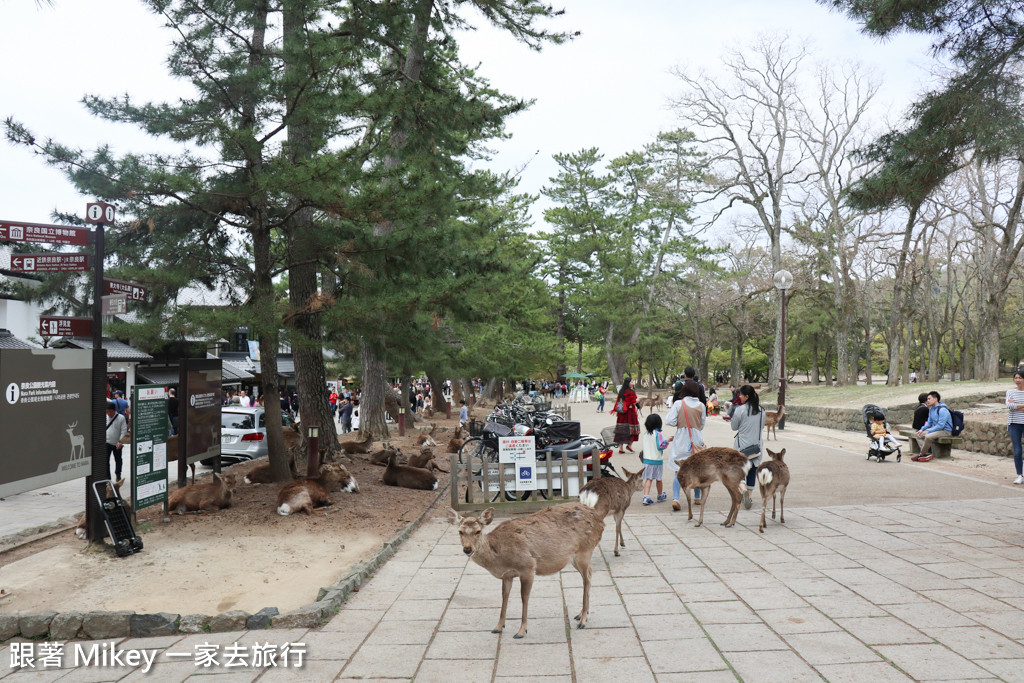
{"left": 132, "top": 385, "right": 170, "bottom": 510}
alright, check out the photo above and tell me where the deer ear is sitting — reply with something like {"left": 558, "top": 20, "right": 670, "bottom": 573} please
{"left": 445, "top": 507, "right": 461, "bottom": 526}
{"left": 778, "top": 448, "right": 786, "bottom": 458}
{"left": 480, "top": 508, "right": 495, "bottom": 525}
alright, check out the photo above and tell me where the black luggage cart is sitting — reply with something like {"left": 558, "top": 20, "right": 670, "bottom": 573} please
{"left": 91, "top": 480, "right": 144, "bottom": 557}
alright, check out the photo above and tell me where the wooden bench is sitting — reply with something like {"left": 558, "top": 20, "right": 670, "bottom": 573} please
{"left": 898, "top": 430, "right": 964, "bottom": 458}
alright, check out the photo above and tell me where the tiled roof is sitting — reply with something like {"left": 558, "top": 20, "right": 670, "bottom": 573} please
{"left": 0, "top": 329, "right": 39, "bottom": 349}
{"left": 53, "top": 337, "right": 154, "bottom": 362}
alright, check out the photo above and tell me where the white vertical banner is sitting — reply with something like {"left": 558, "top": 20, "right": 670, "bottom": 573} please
{"left": 499, "top": 435, "right": 536, "bottom": 491}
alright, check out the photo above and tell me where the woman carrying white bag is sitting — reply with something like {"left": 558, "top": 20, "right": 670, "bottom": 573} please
{"left": 665, "top": 379, "right": 707, "bottom": 511}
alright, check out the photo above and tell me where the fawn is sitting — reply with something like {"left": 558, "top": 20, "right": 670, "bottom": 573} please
{"left": 276, "top": 462, "right": 358, "bottom": 515}
{"left": 756, "top": 447, "right": 790, "bottom": 533}
{"left": 244, "top": 454, "right": 298, "bottom": 484}
{"left": 447, "top": 502, "right": 604, "bottom": 639}
{"left": 675, "top": 447, "right": 751, "bottom": 528}
{"left": 338, "top": 432, "right": 373, "bottom": 455}
{"left": 636, "top": 394, "right": 662, "bottom": 414}
{"left": 447, "top": 426, "right": 465, "bottom": 454}
{"left": 168, "top": 473, "right": 237, "bottom": 514}
{"left": 578, "top": 467, "right": 644, "bottom": 556}
{"left": 382, "top": 452, "right": 438, "bottom": 490}
{"left": 764, "top": 405, "right": 785, "bottom": 440}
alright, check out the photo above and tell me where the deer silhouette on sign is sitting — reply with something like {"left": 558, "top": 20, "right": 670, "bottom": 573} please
{"left": 66, "top": 421, "right": 86, "bottom": 460}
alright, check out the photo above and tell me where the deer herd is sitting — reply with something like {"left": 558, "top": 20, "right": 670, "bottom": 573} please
{"left": 450, "top": 444, "right": 791, "bottom": 638}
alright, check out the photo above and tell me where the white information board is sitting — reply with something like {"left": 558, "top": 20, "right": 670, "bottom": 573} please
{"left": 499, "top": 436, "right": 536, "bottom": 491}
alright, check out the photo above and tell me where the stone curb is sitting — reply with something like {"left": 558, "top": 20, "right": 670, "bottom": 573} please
{"left": 0, "top": 480, "right": 451, "bottom": 643}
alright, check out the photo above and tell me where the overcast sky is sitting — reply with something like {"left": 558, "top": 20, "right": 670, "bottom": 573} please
{"left": 0, "top": 1, "right": 937, "bottom": 230}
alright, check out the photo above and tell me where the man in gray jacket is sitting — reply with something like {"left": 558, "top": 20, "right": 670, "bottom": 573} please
{"left": 105, "top": 400, "right": 128, "bottom": 480}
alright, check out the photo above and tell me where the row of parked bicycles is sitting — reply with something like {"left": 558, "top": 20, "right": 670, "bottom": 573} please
{"left": 458, "top": 394, "right": 618, "bottom": 502}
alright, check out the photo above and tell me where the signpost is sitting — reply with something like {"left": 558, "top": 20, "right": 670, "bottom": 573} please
{"left": 132, "top": 385, "right": 169, "bottom": 513}
{"left": 85, "top": 202, "right": 113, "bottom": 543}
{"left": 104, "top": 278, "right": 147, "bottom": 302}
{"left": 9, "top": 253, "right": 92, "bottom": 273}
{"left": 0, "top": 220, "right": 92, "bottom": 247}
{"left": 39, "top": 317, "right": 92, "bottom": 338}
{"left": 102, "top": 294, "right": 128, "bottom": 316}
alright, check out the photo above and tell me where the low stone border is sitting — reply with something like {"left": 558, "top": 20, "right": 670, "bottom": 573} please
{"left": 0, "top": 481, "right": 451, "bottom": 642}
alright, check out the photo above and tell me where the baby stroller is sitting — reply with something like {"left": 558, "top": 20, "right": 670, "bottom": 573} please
{"left": 862, "top": 404, "right": 901, "bottom": 463}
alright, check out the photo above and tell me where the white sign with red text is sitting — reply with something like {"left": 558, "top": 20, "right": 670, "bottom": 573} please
{"left": 499, "top": 435, "right": 536, "bottom": 491}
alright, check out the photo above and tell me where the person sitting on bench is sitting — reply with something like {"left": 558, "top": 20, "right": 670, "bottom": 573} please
{"left": 913, "top": 391, "right": 952, "bottom": 462}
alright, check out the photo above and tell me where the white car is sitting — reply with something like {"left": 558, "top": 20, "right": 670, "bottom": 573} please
{"left": 212, "top": 406, "right": 293, "bottom": 465}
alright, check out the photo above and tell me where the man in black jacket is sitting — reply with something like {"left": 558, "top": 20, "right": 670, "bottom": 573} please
{"left": 912, "top": 393, "right": 930, "bottom": 430}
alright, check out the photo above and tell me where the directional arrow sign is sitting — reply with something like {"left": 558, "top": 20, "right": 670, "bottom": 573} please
{"left": 102, "top": 294, "right": 128, "bottom": 316}
{"left": 39, "top": 317, "right": 93, "bottom": 337}
{"left": 104, "top": 278, "right": 147, "bottom": 302}
{"left": 9, "top": 253, "right": 92, "bottom": 273}
{"left": 0, "top": 220, "right": 92, "bottom": 247}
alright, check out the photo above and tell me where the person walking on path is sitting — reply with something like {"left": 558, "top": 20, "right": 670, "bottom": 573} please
{"left": 666, "top": 379, "right": 706, "bottom": 510}
{"left": 1006, "top": 371, "right": 1024, "bottom": 484}
{"left": 337, "top": 398, "right": 353, "bottom": 433}
{"left": 913, "top": 391, "right": 952, "bottom": 462}
{"left": 640, "top": 414, "right": 671, "bottom": 505}
{"left": 596, "top": 385, "right": 606, "bottom": 413}
{"left": 612, "top": 377, "right": 640, "bottom": 453}
{"left": 729, "top": 384, "right": 765, "bottom": 510}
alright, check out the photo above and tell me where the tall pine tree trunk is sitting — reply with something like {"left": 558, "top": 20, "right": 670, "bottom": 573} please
{"left": 360, "top": 341, "right": 391, "bottom": 439}
{"left": 887, "top": 204, "right": 919, "bottom": 386}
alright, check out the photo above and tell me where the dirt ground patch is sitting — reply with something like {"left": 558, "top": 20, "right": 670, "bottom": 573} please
{"left": 0, "top": 418, "right": 461, "bottom": 616}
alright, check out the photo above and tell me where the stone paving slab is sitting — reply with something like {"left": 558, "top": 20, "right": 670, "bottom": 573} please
{"left": 6, "top": 496, "right": 1024, "bottom": 681}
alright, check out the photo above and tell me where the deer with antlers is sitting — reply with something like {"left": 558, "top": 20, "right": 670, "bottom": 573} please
{"left": 65, "top": 421, "right": 86, "bottom": 460}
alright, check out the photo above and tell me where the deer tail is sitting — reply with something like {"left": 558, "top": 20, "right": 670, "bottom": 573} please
{"left": 742, "top": 460, "right": 753, "bottom": 476}
{"left": 757, "top": 468, "right": 773, "bottom": 487}
{"left": 579, "top": 490, "right": 600, "bottom": 509}
{"left": 277, "top": 503, "right": 293, "bottom": 516}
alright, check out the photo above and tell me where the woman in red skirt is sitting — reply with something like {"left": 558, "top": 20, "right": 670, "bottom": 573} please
{"left": 613, "top": 377, "right": 640, "bottom": 453}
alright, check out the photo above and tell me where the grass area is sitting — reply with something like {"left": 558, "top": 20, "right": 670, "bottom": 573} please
{"left": 757, "top": 380, "right": 1009, "bottom": 409}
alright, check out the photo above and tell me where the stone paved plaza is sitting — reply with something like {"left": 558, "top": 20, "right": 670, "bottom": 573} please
{"left": 5, "top": 494, "right": 1024, "bottom": 681}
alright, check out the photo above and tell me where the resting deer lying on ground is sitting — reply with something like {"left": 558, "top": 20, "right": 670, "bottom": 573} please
{"left": 447, "top": 426, "right": 464, "bottom": 454}
{"left": 338, "top": 432, "right": 373, "bottom": 455}
{"left": 382, "top": 452, "right": 438, "bottom": 490}
{"left": 579, "top": 467, "right": 643, "bottom": 556}
{"left": 368, "top": 444, "right": 404, "bottom": 467}
{"left": 675, "top": 447, "right": 751, "bottom": 528}
{"left": 168, "top": 473, "right": 237, "bottom": 514}
{"left": 75, "top": 478, "right": 129, "bottom": 539}
{"left": 757, "top": 447, "right": 790, "bottom": 533}
{"left": 764, "top": 405, "right": 785, "bottom": 440}
{"left": 636, "top": 394, "right": 662, "bottom": 415}
{"left": 407, "top": 447, "right": 449, "bottom": 473}
{"left": 447, "top": 501, "right": 604, "bottom": 639}
{"left": 276, "top": 462, "right": 358, "bottom": 515}
{"left": 416, "top": 423, "right": 438, "bottom": 447}
{"left": 245, "top": 454, "right": 298, "bottom": 484}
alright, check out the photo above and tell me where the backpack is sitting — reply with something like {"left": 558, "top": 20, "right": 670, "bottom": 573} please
{"left": 949, "top": 409, "right": 965, "bottom": 437}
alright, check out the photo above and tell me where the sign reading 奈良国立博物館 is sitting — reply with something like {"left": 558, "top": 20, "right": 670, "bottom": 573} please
{"left": 132, "top": 385, "right": 169, "bottom": 511}
{"left": 0, "top": 349, "right": 93, "bottom": 498}
{"left": 0, "top": 220, "right": 92, "bottom": 246}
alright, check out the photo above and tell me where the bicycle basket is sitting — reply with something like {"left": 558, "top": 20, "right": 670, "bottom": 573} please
{"left": 484, "top": 421, "right": 513, "bottom": 437}
{"left": 467, "top": 420, "right": 485, "bottom": 437}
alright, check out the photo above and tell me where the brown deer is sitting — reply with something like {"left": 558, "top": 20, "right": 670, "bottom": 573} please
{"left": 276, "top": 462, "right": 358, "bottom": 515}
{"left": 447, "top": 426, "right": 465, "bottom": 454}
{"left": 338, "top": 432, "right": 373, "bottom": 455}
{"left": 447, "top": 502, "right": 604, "bottom": 639}
{"left": 75, "top": 478, "right": 129, "bottom": 539}
{"left": 382, "top": 452, "right": 438, "bottom": 490}
{"left": 368, "top": 444, "right": 404, "bottom": 467}
{"left": 578, "top": 467, "right": 644, "bottom": 556}
{"left": 675, "top": 447, "right": 752, "bottom": 528}
{"left": 764, "top": 404, "right": 785, "bottom": 440}
{"left": 416, "top": 423, "right": 438, "bottom": 447}
{"left": 756, "top": 447, "right": 790, "bottom": 533}
{"left": 168, "top": 473, "right": 237, "bottom": 514}
{"left": 408, "top": 447, "right": 448, "bottom": 473}
{"left": 244, "top": 454, "right": 298, "bottom": 484}
{"left": 636, "top": 394, "right": 663, "bottom": 415}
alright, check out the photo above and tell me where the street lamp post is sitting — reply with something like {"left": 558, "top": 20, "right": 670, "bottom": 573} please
{"left": 773, "top": 270, "right": 793, "bottom": 411}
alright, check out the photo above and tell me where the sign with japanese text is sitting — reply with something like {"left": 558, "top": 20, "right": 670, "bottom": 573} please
{"left": 0, "top": 349, "right": 92, "bottom": 498}
{"left": 39, "top": 317, "right": 92, "bottom": 337}
{"left": 0, "top": 221, "right": 92, "bottom": 247}
{"left": 102, "top": 294, "right": 128, "bottom": 316}
{"left": 499, "top": 435, "right": 536, "bottom": 491}
{"left": 132, "top": 385, "right": 169, "bottom": 511}
{"left": 10, "top": 253, "right": 92, "bottom": 273}
{"left": 103, "top": 278, "right": 147, "bottom": 302}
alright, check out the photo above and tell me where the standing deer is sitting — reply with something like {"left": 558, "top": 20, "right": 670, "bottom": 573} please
{"left": 66, "top": 421, "right": 86, "bottom": 460}
{"left": 764, "top": 405, "right": 785, "bottom": 440}
{"left": 675, "top": 447, "right": 751, "bottom": 528}
{"left": 756, "top": 447, "right": 790, "bottom": 533}
{"left": 447, "top": 502, "right": 604, "bottom": 639}
{"left": 578, "top": 467, "right": 643, "bottom": 556}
